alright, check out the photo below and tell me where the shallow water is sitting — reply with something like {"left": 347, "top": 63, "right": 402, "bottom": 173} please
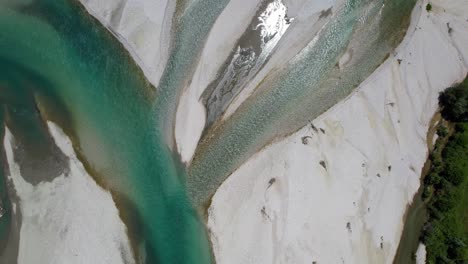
{"left": 0, "top": 0, "right": 226, "bottom": 263}
{"left": 0, "top": 111, "right": 9, "bottom": 245}
{"left": 0, "top": 0, "right": 418, "bottom": 262}
{"left": 188, "top": 0, "right": 417, "bottom": 206}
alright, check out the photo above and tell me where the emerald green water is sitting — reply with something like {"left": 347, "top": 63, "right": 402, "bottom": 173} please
{"left": 0, "top": 0, "right": 227, "bottom": 263}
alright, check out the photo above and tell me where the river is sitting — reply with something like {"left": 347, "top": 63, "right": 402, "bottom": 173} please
{"left": 0, "top": 0, "right": 222, "bottom": 263}
{"left": 0, "top": 0, "right": 418, "bottom": 263}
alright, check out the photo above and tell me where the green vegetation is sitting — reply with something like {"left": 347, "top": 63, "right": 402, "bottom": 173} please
{"left": 426, "top": 3, "right": 433, "bottom": 12}
{"left": 437, "top": 125, "right": 449, "bottom": 138}
{"left": 439, "top": 80, "right": 468, "bottom": 122}
{"left": 421, "top": 77, "right": 468, "bottom": 263}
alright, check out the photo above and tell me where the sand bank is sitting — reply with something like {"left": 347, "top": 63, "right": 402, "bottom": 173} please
{"left": 4, "top": 123, "right": 134, "bottom": 264}
{"left": 207, "top": 0, "right": 468, "bottom": 263}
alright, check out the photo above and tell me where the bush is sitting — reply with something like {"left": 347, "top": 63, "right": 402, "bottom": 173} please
{"left": 451, "top": 126, "right": 468, "bottom": 146}
{"left": 442, "top": 161, "right": 466, "bottom": 185}
{"left": 422, "top": 186, "right": 432, "bottom": 199}
{"left": 433, "top": 189, "right": 458, "bottom": 212}
{"left": 441, "top": 143, "right": 468, "bottom": 185}
{"left": 431, "top": 156, "right": 443, "bottom": 172}
{"left": 437, "top": 125, "right": 449, "bottom": 137}
{"left": 447, "top": 237, "right": 466, "bottom": 260}
{"left": 425, "top": 172, "right": 442, "bottom": 185}
{"left": 454, "top": 123, "right": 467, "bottom": 133}
{"left": 439, "top": 81, "right": 468, "bottom": 122}
{"left": 424, "top": 223, "right": 448, "bottom": 263}
{"left": 426, "top": 3, "right": 432, "bottom": 11}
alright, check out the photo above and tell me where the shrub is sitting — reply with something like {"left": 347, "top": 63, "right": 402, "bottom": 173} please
{"left": 454, "top": 123, "right": 467, "bottom": 133}
{"left": 431, "top": 156, "right": 443, "bottom": 171}
{"left": 425, "top": 172, "right": 442, "bottom": 185}
{"left": 424, "top": 223, "right": 448, "bottom": 262}
{"left": 442, "top": 161, "right": 466, "bottom": 185}
{"left": 437, "top": 125, "right": 449, "bottom": 137}
{"left": 426, "top": 3, "right": 432, "bottom": 11}
{"left": 447, "top": 237, "right": 467, "bottom": 260}
{"left": 422, "top": 186, "right": 432, "bottom": 199}
{"left": 439, "top": 82, "right": 468, "bottom": 122}
{"left": 433, "top": 193, "right": 456, "bottom": 213}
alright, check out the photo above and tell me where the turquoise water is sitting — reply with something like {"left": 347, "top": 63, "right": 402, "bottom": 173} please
{"left": 188, "top": 0, "right": 417, "bottom": 206}
{"left": 0, "top": 0, "right": 418, "bottom": 262}
{"left": 154, "top": 0, "right": 231, "bottom": 143}
{"left": 0, "top": 0, "right": 229, "bottom": 263}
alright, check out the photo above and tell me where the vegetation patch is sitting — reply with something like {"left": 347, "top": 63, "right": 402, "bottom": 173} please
{"left": 426, "top": 3, "right": 433, "bottom": 12}
{"left": 420, "top": 77, "right": 468, "bottom": 263}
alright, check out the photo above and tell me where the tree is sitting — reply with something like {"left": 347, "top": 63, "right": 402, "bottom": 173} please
{"left": 442, "top": 161, "right": 466, "bottom": 185}
{"left": 439, "top": 82, "right": 468, "bottom": 122}
{"left": 447, "top": 237, "right": 466, "bottom": 261}
{"left": 433, "top": 189, "right": 458, "bottom": 212}
{"left": 426, "top": 172, "right": 442, "bottom": 185}
{"left": 438, "top": 125, "right": 449, "bottom": 137}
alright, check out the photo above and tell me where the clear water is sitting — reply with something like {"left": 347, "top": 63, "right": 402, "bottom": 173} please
{"left": 0, "top": 0, "right": 230, "bottom": 263}
{"left": 155, "top": 0, "right": 231, "bottom": 144}
{"left": 0, "top": 0, "right": 417, "bottom": 262}
{"left": 188, "top": 0, "right": 417, "bottom": 206}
